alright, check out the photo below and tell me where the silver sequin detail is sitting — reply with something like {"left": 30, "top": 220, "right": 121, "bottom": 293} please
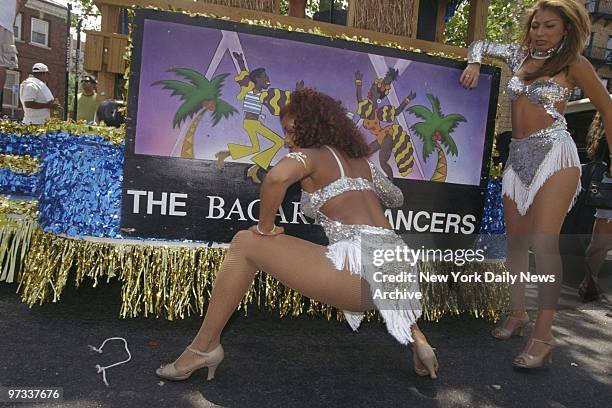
{"left": 468, "top": 41, "right": 573, "bottom": 122}
{"left": 506, "top": 122, "right": 570, "bottom": 188}
{"left": 467, "top": 41, "right": 526, "bottom": 72}
{"left": 286, "top": 151, "right": 307, "bottom": 167}
{"left": 300, "top": 160, "right": 404, "bottom": 234}
{"left": 507, "top": 76, "right": 572, "bottom": 121}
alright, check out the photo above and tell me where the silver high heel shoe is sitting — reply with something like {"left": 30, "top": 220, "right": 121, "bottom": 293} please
{"left": 513, "top": 338, "right": 554, "bottom": 369}
{"left": 156, "top": 344, "right": 224, "bottom": 381}
{"left": 413, "top": 342, "right": 439, "bottom": 379}
{"left": 491, "top": 313, "right": 530, "bottom": 340}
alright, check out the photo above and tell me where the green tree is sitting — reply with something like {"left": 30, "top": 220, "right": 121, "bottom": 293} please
{"left": 153, "top": 68, "right": 238, "bottom": 158}
{"left": 280, "top": 0, "right": 348, "bottom": 17}
{"left": 444, "top": 0, "right": 537, "bottom": 47}
{"left": 406, "top": 94, "right": 466, "bottom": 182}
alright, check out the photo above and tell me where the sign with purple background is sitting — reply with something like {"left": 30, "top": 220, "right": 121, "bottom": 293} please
{"left": 121, "top": 9, "right": 500, "bottom": 243}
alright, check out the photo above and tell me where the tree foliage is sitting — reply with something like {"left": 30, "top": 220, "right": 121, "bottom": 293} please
{"left": 69, "top": 0, "right": 100, "bottom": 30}
{"left": 279, "top": 0, "right": 348, "bottom": 17}
{"left": 444, "top": 0, "right": 537, "bottom": 47}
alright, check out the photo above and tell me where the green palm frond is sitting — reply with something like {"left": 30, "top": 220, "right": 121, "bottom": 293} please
{"left": 438, "top": 114, "right": 466, "bottom": 156}
{"left": 406, "top": 105, "right": 435, "bottom": 122}
{"left": 413, "top": 122, "right": 436, "bottom": 160}
{"left": 169, "top": 68, "right": 210, "bottom": 88}
{"left": 211, "top": 99, "right": 238, "bottom": 127}
{"left": 152, "top": 80, "right": 196, "bottom": 100}
{"left": 210, "top": 73, "right": 230, "bottom": 99}
{"left": 173, "top": 98, "right": 206, "bottom": 128}
{"left": 441, "top": 133, "right": 459, "bottom": 156}
{"left": 426, "top": 94, "right": 443, "bottom": 116}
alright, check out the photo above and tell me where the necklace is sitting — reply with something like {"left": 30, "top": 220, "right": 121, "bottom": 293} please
{"left": 530, "top": 47, "right": 556, "bottom": 60}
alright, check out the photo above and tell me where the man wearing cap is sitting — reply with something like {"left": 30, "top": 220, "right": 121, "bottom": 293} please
{"left": 19, "top": 63, "right": 56, "bottom": 124}
{"left": 76, "top": 74, "right": 98, "bottom": 122}
{"left": 1, "top": 0, "right": 27, "bottom": 93}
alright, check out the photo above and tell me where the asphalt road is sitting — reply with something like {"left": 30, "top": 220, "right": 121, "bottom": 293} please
{"left": 0, "top": 278, "right": 610, "bottom": 408}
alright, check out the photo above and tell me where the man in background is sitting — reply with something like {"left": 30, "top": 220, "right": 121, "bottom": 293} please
{"left": 19, "top": 63, "right": 57, "bottom": 124}
{"left": 76, "top": 73, "right": 98, "bottom": 122}
{"left": 0, "top": 0, "right": 27, "bottom": 99}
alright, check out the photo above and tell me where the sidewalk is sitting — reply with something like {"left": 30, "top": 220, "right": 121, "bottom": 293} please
{"left": 0, "top": 280, "right": 610, "bottom": 408}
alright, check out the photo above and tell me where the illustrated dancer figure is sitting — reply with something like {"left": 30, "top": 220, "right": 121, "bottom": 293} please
{"left": 355, "top": 68, "right": 416, "bottom": 179}
{"left": 215, "top": 52, "right": 303, "bottom": 183}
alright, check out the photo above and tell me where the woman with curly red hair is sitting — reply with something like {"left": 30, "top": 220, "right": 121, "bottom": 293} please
{"left": 156, "top": 88, "right": 439, "bottom": 381}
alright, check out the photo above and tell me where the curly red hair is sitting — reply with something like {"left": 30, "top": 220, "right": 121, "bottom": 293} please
{"left": 279, "top": 88, "right": 370, "bottom": 158}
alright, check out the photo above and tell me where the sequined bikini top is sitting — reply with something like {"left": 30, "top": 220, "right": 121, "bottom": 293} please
{"left": 300, "top": 146, "right": 403, "bottom": 221}
{"left": 467, "top": 41, "right": 573, "bottom": 122}
{"left": 506, "top": 75, "right": 572, "bottom": 121}
{"left": 507, "top": 76, "right": 572, "bottom": 104}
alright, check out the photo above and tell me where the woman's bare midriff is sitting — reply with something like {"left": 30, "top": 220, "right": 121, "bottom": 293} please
{"left": 510, "top": 97, "right": 567, "bottom": 139}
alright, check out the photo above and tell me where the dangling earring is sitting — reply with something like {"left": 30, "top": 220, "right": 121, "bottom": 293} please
{"left": 377, "top": 99, "right": 382, "bottom": 104}
{"left": 556, "top": 34, "right": 567, "bottom": 54}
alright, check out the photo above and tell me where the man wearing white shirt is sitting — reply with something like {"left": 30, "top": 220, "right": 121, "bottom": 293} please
{"left": 1, "top": 0, "right": 27, "bottom": 95}
{"left": 20, "top": 63, "right": 55, "bottom": 124}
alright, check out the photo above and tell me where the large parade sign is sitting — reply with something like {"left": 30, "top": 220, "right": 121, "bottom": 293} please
{"left": 121, "top": 9, "right": 501, "bottom": 243}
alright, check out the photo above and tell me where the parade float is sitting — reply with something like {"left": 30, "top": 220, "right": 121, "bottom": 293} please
{"left": 0, "top": 0, "right": 509, "bottom": 322}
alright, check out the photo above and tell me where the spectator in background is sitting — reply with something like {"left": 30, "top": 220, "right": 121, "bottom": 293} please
{"left": 19, "top": 63, "right": 58, "bottom": 124}
{"left": 95, "top": 99, "right": 125, "bottom": 127}
{"left": 581, "top": 113, "right": 610, "bottom": 302}
{"left": 76, "top": 74, "right": 98, "bottom": 122}
{"left": 0, "top": 0, "right": 27, "bottom": 95}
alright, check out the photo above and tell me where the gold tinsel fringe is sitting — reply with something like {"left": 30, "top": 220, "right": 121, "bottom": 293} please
{"left": 0, "top": 218, "right": 37, "bottom": 283}
{"left": 0, "top": 118, "right": 125, "bottom": 146}
{"left": 0, "top": 154, "right": 40, "bottom": 175}
{"left": 0, "top": 220, "right": 508, "bottom": 322}
{"left": 0, "top": 196, "right": 38, "bottom": 218}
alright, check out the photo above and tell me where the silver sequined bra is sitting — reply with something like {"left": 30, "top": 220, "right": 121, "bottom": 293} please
{"left": 300, "top": 146, "right": 403, "bottom": 244}
{"left": 468, "top": 41, "right": 573, "bottom": 123}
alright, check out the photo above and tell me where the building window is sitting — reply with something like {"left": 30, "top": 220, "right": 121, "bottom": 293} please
{"left": 13, "top": 13, "right": 22, "bottom": 41}
{"left": 2, "top": 70, "right": 20, "bottom": 108}
{"left": 30, "top": 18, "right": 49, "bottom": 47}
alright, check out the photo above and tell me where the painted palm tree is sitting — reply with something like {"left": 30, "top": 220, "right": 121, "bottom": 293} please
{"left": 153, "top": 68, "right": 237, "bottom": 158}
{"left": 406, "top": 94, "right": 466, "bottom": 182}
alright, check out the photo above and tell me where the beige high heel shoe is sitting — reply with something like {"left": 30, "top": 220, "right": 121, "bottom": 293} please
{"left": 413, "top": 342, "right": 439, "bottom": 379}
{"left": 156, "top": 344, "right": 224, "bottom": 381}
{"left": 513, "top": 338, "right": 554, "bottom": 369}
{"left": 491, "top": 313, "right": 529, "bottom": 340}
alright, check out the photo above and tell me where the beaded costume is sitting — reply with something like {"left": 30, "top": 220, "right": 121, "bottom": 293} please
{"left": 468, "top": 41, "right": 581, "bottom": 216}
{"left": 299, "top": 146, "right": 421, "bottom": 345}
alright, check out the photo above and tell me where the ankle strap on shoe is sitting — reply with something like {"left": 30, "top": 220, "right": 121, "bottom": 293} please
{"left": 187, "top": 346, "right": 209, "bottom": 356}
{"left": 532, "top": 338, "right": 554, "bottom": 346}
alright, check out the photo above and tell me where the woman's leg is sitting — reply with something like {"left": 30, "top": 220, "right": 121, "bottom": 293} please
{"left": 171, "top": 230, "right": 375, "bottom": 372}
{"left": 518, "top": 167, "right": 580, "bottom": 358}
{"left": 582, "top": 218, "right": 612, "bottom": 300}
{"left": 585, "top": 218, "right": 612, "bottom": 284}
{"left": 499, "top": 196, "right": 532, "bottom": 331}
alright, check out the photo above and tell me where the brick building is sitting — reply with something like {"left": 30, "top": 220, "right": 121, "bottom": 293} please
{"left": 1, "top": 0, "right": 68, "bottom": 119}
{"left": 576, "top": 0, "right": 612, "bottom": 99}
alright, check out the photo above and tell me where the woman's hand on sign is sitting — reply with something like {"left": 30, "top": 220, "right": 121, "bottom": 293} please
{"left": 460, "top": 63, "right": 481, "bottom": 89}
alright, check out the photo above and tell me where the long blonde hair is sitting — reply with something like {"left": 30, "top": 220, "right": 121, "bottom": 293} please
{"left": 521, "top": 0, "right": 591, "bottom": 81}
{"left": 586, "top": 112, "right": 607, "bottom": 161}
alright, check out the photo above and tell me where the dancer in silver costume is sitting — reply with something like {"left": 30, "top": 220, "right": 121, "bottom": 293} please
{"left": 461, "top": 0, "right": 612, "bottom": 369}
{"left": 156, "top": 88, "right": 439, "bottom": 382}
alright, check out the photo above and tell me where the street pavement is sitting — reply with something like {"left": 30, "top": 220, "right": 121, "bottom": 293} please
{"left": 0, "top": 277, "right": 610, "bottom": 408}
